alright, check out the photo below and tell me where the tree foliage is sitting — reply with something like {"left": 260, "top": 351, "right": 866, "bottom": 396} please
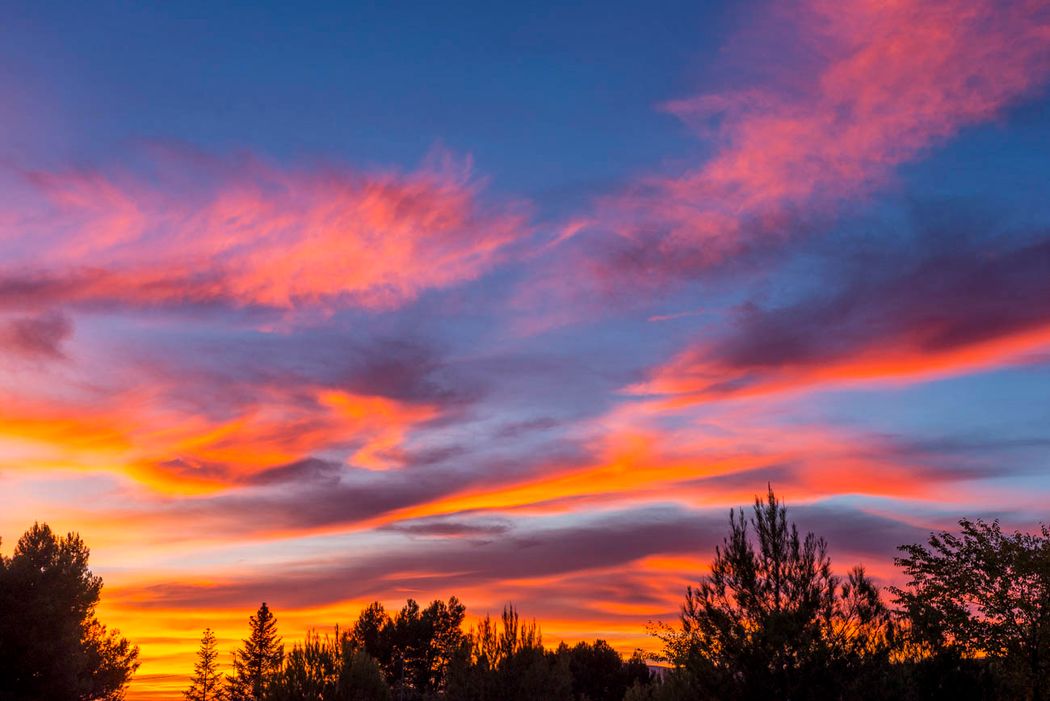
{"left": 0, "top": 522, "right": 139, "bottom": 701}
{"left": 561, "top": 640, "right": 650, "bottom": 701}
{"left": 655, "top": 488, "right": 894, "bottom": 699}
{"left": 227, "top": 602, "right": 284, "bottom": 701}
{"left": 893, "top": 518, "right": 1050, "bottom": 700}
{"left": 446, "top": 605, "right": 573, "bottom": 701}
{"left": 337, "top": 650, "right": 391, "bottom": 701}
{"left": 185, "top": 628, "right": 225, "bottom": 701}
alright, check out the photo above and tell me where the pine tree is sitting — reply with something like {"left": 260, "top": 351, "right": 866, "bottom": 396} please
{"left": 226, "top": 602, "right": 284, "bottom": 701}
{"left": 185, "top": 627, "right": 224, "bottom": 701}
{"left": 655, "top": 488, "right": 893, "bottom": 699}
{"left": 0, "top": 523, "right": 139, "bottom": 700}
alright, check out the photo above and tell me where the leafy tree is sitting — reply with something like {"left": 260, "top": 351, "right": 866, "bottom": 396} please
{"left": 185, "top": 628, "right": 225, "bottom": 701}
{"left": 655, "top": 488, "right": 893, "bottom": 700}
{"left": 227, "top": 602, "right": 284, "bottom": 701}
{"left": 559, "top": 640, "right": 650, "bottom": 701}
{"left": 446, "top": 605, "right": 571, "bottom": 701}
{"left": 0, "top": 522, "right": 139, "bottom": 701}
{"left": 266, "top": 629, "right": 342, "bottom": 701}
{"left": 894, "top": 518, "right": 1050, "bottom": 700}
{"left": 263, "top": 626, "right": 394, "bottom": 701}
{"left": 350, "top": 602, "right": 392, "bottom": 666}
{"left": 336, "top": 650, "right": 391, "bottom": 701}
{"left": 348, "top": 597, "right": 464, "bottom": 697}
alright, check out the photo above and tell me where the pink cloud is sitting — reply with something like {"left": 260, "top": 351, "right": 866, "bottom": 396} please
{"left": 0, "top": 148, "right": 528, "bottom": 313}
{"left": 593, "top": 0, "right": 1050, "bottom": 274}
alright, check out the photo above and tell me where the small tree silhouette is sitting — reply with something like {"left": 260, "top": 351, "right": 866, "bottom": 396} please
{"left": 226, "top": 602, "right": 283, "bottom": 701}
{"left": 184, "top": 628, "right": 223, "bottom": 701}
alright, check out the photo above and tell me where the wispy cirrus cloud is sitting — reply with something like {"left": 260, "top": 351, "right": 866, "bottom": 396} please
{"left": 556, "top": 0, "right": 1050, "bottom": 290}
{"left": 0, "top": 147, "right": 528, "bottom": 315}
{"left": 1, "top": 3, "right": 1048, "bottom": 698}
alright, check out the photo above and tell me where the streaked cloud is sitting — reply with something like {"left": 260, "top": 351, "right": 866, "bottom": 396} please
{"left": 551, "top": 0, "right": 1050, "bottom": 291}
{"left": 1, "top": 147, "right": 527, "bottom": 314}
{"left": 637, "top": 234, "right": 1050, "bottom": 401}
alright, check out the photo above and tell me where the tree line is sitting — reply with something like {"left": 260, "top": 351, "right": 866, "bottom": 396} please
{"left": 192, "top": 599, "right": 650, "bottom": 701}
{"left": 2, "top": 488, "right": 1049, "bottom": 700}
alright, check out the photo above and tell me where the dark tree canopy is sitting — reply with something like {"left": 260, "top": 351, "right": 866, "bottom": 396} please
{"left": 561, "top": 639, "right": 650, "bottom": 701}
{"left": 266, "top": 630, "right": 342, "bottom": 701}
{"left": 344, "top": 596, "right": 466, "bottom": 697}
{"left": 0, "top": 522, "right": 139, "bottom": 701}
{"left": 655, "top": 488, "right": 894, "bottom": 700}
{"left": 337, "top": 649, "right": 391, "bottom": 701}
{"left": 9, "top": 492, "right": 1037, "bottom": 701}
{"left": 894, "top": 518, "right": 1050, "bottom": 700}
{"left": 446, "top": 605, "right": 573, "bottom": 701}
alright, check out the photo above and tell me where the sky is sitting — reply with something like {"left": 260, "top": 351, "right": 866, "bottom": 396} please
{"left": 2, "top": 0, "right": 1050, "bottom": 697}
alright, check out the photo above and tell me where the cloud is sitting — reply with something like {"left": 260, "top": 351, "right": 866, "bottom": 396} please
{"left": 107, "top": 500, "right": 927, "bottom": 612}
{"left": 0, "top": 147, "right": 528, "bottom": 315}
{"left": 559, "top": 0, "right": 1050, "bottom": 292}
{"left": 0, "top": 384, "right": 441, "bottom": 492}
{"left": 638, "top": 234, "right": 1050, "bottom": 400}
{"left": 109, "top": 506, "right": 728, "bottom": 610}
{"left": 0, "top": 311, "right": 72, "bottom": 359}
{"left": 381, "top": 517, "right": 513, "bottom": 539}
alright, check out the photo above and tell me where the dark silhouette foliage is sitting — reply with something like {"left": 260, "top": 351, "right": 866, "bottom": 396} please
{"left": 344, "top": 596, "right": 466, "bottom": 698}
{"left": 560, "top": 640, "right": 651, "bottom": 701}
{"left": 653, "top": 488, "right": 895, "bottom": 700}
{"left": 337, "top": 649, "right": 391, "bottom": 701}
{"left": 228, "top": 602, "right": 284, "bottom": 701}
{"left": 13, "top": 495, "right": 1049, "bottom": 700}
{"left": 0, "top": 522, "right": 139, "bottom": 701}
{"left": 180, "top": 492, "right": 1050, "bottom": 700}
{"left": 446, "top": 605, "right": 572, "bottom": 701}
{"left": 894, "top": 518, "right": 1050, "bottom": 700}
{"left": 185, "top": 628, "right": 224, "bottom": 701}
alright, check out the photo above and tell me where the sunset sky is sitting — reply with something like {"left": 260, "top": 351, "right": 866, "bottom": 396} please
{"left": 2, "top": 1, "right": 1050, "bottom": 697}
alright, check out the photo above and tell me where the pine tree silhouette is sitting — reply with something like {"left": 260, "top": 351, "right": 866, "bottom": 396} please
{"left": 226, "top": 602, "right": 283, "bottom": 701}
{"left": 184, "top": 628, "right": 223, "bottom": 701}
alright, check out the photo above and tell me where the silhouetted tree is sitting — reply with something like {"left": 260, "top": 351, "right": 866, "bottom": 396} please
{"left": 0, "top": 522, "right": 139, "bottom": 701}
{"left": 185, "top": 628, "right": 224, "bottom": 701}
{"left": 227, "top": 602, "right": 284, "bottom": 701}
{"left": 337, "top": 650, "right": 391, "bottom": 701}
{"left": 346, "top": 597, "right": 465, "bottom": 698}
{"left": 559, "top": 640, "right": 651, "bottom": 701}
{"left": 384, "top": 597, "right": 465, "bottom": 698}
{"left": 654, "top": 488, "right": 894, "bottom": 700}
{"left": 446, "top": 605, "right": 572, "bottom": 701}
{"left": 266, "top": 629, "right": 343, "bottom": 701}
{"left": 894, "top": 518, "right": 1050, "bottom": 700}
{"left": 350, "top": 602, "right": 391, "bottom": 665}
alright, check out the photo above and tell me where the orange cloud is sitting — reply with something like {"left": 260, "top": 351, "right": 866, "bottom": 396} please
{"left": 635, "top": 237, "right": 1050, "bottom": 402}
{"left": 381, "top": 409, "right": 959, "bottom": 526}
{"left": 640, "top": 324, "right": 1050, "bottom": 403}
{"left": 0, "top": 384, "right": 439, "bottom": 493}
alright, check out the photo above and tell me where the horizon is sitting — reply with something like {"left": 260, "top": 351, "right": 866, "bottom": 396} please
{"left": 2, "top": 1, "right": 1049, "bottom": 698}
